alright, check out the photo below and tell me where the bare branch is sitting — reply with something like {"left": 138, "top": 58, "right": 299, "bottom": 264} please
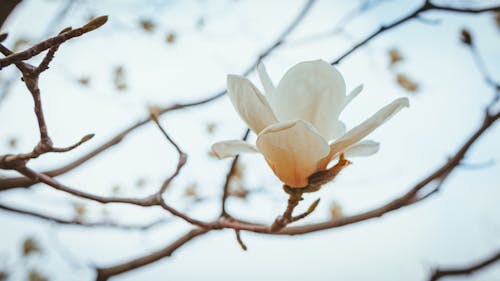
{"left": 253, "top": 109, "right": 498, "bottom": 235}
{"left": 331, "top": 1, "right": 500, "bottom": 65}
{"left": 149, "top": 110, "right": 187, "bottom": 194}
{"left": 220, "top": 129, "right": 250, "bottom": 216}
{"left": 0, "top": 16, "right": 108, "bottom": 69}
{"left": 0, "top": 203, "right": 169, "bottom": 230}
{"left": 429, "top": 250, "right": 500, "bottom": 281}
{"left": 0, "top": 0, "right": 316, "bottom": 191}
{"left": 95, "top": 228, "right": 209, "bottom": 281}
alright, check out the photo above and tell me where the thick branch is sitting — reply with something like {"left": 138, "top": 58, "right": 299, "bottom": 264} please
{"left": 217, "top": 110, "right": 500, "bottom": 235}
{"left": 95, "top": 228, "right": 209, "bottom": 281}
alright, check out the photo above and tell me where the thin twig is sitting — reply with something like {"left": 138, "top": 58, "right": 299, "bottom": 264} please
{"left": 331, "top": 1, "right": 500, "bottom": 65}
{"left": 149, "top": 111, "right": 187, "bottom": 194}
{"left": 429, "top": 250, "right": 500, "bottom": 281}
{"left": 0, "top": 0, "right": 315, "bottom": 191}
{"left": 220, "top": 129, "right": 250, "bottom": 216}
{"left": 0, "top": 16, "right": 108, "bottom": 68}
{"left": 0, "top": 203, "right": 169, "bottom": 230}
{"left": 234, "top": 229, "right": 247, "bottom": 251}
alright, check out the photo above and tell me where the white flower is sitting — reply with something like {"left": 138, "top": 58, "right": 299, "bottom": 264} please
{"left": 212, "top": 59, "right": 409, "bottom": 188}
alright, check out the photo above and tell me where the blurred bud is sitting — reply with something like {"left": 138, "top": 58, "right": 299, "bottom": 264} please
{"left": 460, "top": 28, "right": 473, "bottom": 45}
{"left": 307, "top": 198, "right": 320, "bottom": 214}
{"left": 73, "top": 203, "right": 86, "bottom": 221}
{"left": 396, "top": 73, "right": 419, "bottom": 92}
{"left": 148, "top": 105, "right": 161, "bottom": 122}
{"left": 81, "top": 133, "right": 95, "bottom": 143}
{"left": 22, "top": 237, "right": 41, "bottom": 257}
{"left": 184, "top": 183, "right": 198, "bottom": 197}
{"left": 389, "top": 48, "right": 403, "bottom": 65}
{"left": 330, "top": 202, "right": 342, "bottom": 219}
{"left": 136, "top": 178, "right": 146, "bottom": 188}
{"left": 206, "top": 123, "right": 217, "bottom": 134}
{"left": 0, "top": 271, "right": 8, "bottom": 281}
{"left": 113, "top": 65, "right": 127, "bottom": 91}
{"left": 228, "top": 182, "right": 248, "bottom": 199}
{"left": 8, "top": 137, "right": 18, "bottom": 149}
{"left": 77, "top": 77, "right": 90, "bottom": 86}
{"left": 0, "top": 33, "right": 7, "bottom": 43}
{"left": 166, "top": 32, "right": 176, "bottom": 44}
{"left": 111, "top": 185, "right": 121, "bottom": 195}
{"left": 139, "top": 19, "right": 155, "bottom": 32}
{"left": 13, "top": 38, "right": 29, "bottom": 52}
{"left": 28, "top": 270, "right": 48, "bottom": 281}
{"left": 196, "top": 17, "right": 205, "bottom": 30}
{"left": 208, "top": 150, "right": 218, "bottom": 158}
{"left": 82, "top": 15, "right": 108, "bottom": 33}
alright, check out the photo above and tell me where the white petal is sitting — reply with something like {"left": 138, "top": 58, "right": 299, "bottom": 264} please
{"left": 211, "top": 140, "right": 258, "bottom": 159}
{"left": 329, "top": 97, "right": 409, "bottom": 158}
{"left": 346, "top": 84, "right": 363, "bottom": 106}
{"left": 256, "top": 120, "right": 330, "bottom": 188}
{"left": 344, "top": 140, "right": 380, "bottom": 157}
{"left": 331, "top": 121, "right": 346, "bottom": 139}
{"left": 227, "top": 75, "right": 278, "bottom": 134}
{"left": 257, "top": 62, "right": 275, "bottom": 98}
{"left": 270, "top": 60, "right": 347, "bottom": 141}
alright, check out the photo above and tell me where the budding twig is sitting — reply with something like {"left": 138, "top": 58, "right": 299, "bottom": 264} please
{"left": 0, "top": 16, "right": 108, "bottom": 69}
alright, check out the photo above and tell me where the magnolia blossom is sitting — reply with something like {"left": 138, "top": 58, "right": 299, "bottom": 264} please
{"left": 212, "top": 60, "right": 409, "bottom": 188}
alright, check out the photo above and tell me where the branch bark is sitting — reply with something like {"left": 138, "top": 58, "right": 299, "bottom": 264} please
{"left": 429, "top": 250, "right": 500, "bottom": 281}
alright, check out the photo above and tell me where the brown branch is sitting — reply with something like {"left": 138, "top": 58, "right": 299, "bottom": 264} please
{"left": 157, "top": 199, "right": 211, "bottom": 228}
{"left": 331, "top": 1, "right": 500, "bottom": 65}
{"left": 216, "top": 110, "right": 500, "bottom": 235}
{"left": 0, "top": 19, "right": 106, "bottom": 170}
{"left": 220, "top": 129, "right": 250, "bottom": 216}
{"left": 95, "top": 228, "right": 210, "bottom": 281}
{"left": 0, "top": 0, "right": 316, "bottom": 191}
{"left": 14, "top": 164, "right": 215, "bottom": 231}
{"left": 0, "top": 203, "right": 169, "bottom": 230}
{"left": 0, "top": 0, "right": 21, "bottom": 29}
{"left": 429, "top": 250, "right": 500, "bottom": 281}
{"left": 234, "top": 229, "right": 247, "bottom": 251}
{"left": 0, "top": 16, "right": 108, "bottom": 69}
{"left": 149, "top": 111, "right": 187, "bottom": 195}
{"left": 87, "top": 103, "right": 499, "bottom": 278}
{"left": 270, "top": 189, "right": 303, "bottom": 232}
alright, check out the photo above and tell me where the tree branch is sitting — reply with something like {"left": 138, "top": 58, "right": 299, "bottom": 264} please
{"left": 0, "top": 0, "right": 316, "bottom": 191}
{"left": 220, "top": 129, "right": 250, "bottom": 216}
{"left": 95, "top": 228, "right": 210, "bottom": 281}
{"left": 0, "top": 16, "right": 108, "bottom": 69}
{"left": 331, "top": 1, "right": 500, "bottom": 65}
{"left": 0, "top": 203, "right": 169, "bottom": 230}
{"left": 429, "top": 250, "right": 500, "bottom": 281}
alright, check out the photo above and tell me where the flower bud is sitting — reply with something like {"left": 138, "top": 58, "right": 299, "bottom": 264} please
{"left": 82, "top": 15, "right": 108, "bottom": 33}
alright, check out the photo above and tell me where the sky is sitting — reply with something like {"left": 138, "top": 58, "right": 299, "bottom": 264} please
{"left": 0, "top": 0, "right": 499, "bottom": 280}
